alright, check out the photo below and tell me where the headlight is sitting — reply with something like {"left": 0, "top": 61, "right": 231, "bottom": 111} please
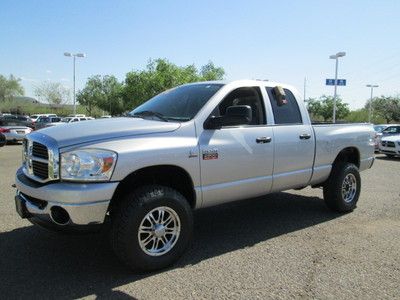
{"left": 61, "top": 149, "right": 117, "bottom": 181}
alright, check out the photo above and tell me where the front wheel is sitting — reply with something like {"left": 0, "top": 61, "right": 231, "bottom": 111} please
{"left": 323, "top": 163, "right": 361, "bottom": 212}
{"left": 110, "top": 185, "right": 193, "bottom": 272}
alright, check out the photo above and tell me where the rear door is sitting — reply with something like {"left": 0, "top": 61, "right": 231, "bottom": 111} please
{"left": 265, "top": 87, "right": 315, "bottom": 191}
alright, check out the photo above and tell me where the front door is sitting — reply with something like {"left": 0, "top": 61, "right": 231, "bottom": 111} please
{"left": 198, "top": 86, "right": 274, "bottom": 207}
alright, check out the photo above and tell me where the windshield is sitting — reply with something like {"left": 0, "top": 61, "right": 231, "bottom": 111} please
{"left": 39, "top": 117, "right": 50, "bottom": 122}
{"left": 129, "top": 83, "right": 224, "bottom": 121}
{"left": 374, "top": 125, "right": 385, "bottom": 132}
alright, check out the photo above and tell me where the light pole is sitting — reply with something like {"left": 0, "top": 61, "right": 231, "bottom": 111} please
{"left": 366, "top": 84, "right": 378, "bottom": 123}
{"left": 329, "top": 51, "right": 346, "bottom": 123}
{"left": 64, "top": 52, "right": 86, "bottom": 115}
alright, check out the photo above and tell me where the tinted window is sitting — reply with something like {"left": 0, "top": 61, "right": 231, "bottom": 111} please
{"left": 383, "top": 126, "right": 400, "bottom": 134}
{"left": 212, "top": 87, "right": 266, "bottom": 125}
{"left": 266, "top": 87, "right": 302, "bottom": 124}
{"left": 51, "top": 117, "right": 61, "bottom": 122}
{"left": 130, "top": 84, "right": 224, "bottom": 121}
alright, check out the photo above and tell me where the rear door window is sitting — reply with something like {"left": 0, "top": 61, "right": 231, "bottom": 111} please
{"left": 266, "top": 87, "right": 302, "bottom": 125}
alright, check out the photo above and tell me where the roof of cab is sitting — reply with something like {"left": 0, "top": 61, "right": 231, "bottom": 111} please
{"left": 183, "top": 79, "right": 297, "bottom": 91}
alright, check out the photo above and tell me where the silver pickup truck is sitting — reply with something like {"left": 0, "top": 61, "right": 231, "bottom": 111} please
{"left": 14, "top": 80, "right": 375, "bottom": 271}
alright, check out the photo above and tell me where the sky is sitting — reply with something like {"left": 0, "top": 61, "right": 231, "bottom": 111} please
{"left": 1, "top": 0, "right": 400, "bottom": 109}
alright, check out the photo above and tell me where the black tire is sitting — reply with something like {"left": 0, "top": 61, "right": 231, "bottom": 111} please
{"left": 323, "top": 162, "right": 361, "bottom": 212}
{"left": 110, "top": 185, "right": 193, "bottom": 272}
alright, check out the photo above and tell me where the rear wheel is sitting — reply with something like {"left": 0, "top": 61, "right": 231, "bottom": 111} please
{"left": 323, "top": 163, "right": 361, "bottom": 212}
{"left": 111, "top": 185, "right": 193, "bottom": 271}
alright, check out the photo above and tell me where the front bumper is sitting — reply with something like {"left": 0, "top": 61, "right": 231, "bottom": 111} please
{"left": 5, "top": 132, "right": 26, "bottom": 142}
{"left": 15, "top": 167, "right": 119, "bottom": 226}
{"left": 379, "top": 146, "right": 400, "bottom": 156}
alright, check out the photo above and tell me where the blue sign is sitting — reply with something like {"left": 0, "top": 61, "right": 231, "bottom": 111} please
{"left": 337, "top": 79, "right": 346, "bottom": 86}
{"left": 326, "top": 79, "right": 346, "bottom": 86}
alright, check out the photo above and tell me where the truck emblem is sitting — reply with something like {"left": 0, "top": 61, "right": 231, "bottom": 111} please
{"left": 202, "top": 149, "right": 218, "bottom": 160}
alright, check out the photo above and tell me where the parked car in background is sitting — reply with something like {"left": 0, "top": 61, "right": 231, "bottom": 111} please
{"left": 381, "top": 125, "right": 400, "bottom": 136}
{"left": 35, "top": 116, "right": 64, "bottom": 130}
{"left": 0, "top": 132, "right": 6, "bottom": 147}
{"left": 67, "top": 114, "right": 86, "bottom": 118}
{"left": 375, "top": 124, "right": 400, "bottom": 150}
{"left": 30, "top": 114, "right": 57, "bottom": 123}
{"left": 379, "top": 135, "right": 400, "bottom": 158}
{"left": 0, "top": 125, "right": 32, "bottom": 143}
{"left": 0, "top": 115, "right": 34, "bottom": 129}
{"left": 373, "top": 124, "right": 390, "bottom": 151}
{"left": 100, "top": 115, "right": 112, "bottom": 118}
{"left": 62, "top": 116, "right": 89, "bottom": 123}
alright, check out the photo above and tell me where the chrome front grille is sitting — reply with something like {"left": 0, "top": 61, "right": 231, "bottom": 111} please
{"left": 32, "top": 160, "right": 49, "bottom": 179}
{"left": 32, "top": 141, "right": 49, "bottom": 159}
{"left": 23, "top": 133, "right": 59, "bottom": 183}
{"left": 387, "top": 141, "right": 395, "bottom": 148}
{"left": 381, "top": 141, "right": 396, "bottom": 148}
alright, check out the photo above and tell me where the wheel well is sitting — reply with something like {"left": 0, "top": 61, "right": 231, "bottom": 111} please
{"left": 333, "top": 147, "right": 360, "bottom": 168}
{"left": 110, "top": 165, "right": 196, "bottom": 211}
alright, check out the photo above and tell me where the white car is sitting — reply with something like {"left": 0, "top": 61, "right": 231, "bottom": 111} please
{"left": 62, "top": 117, "right": 89, "bottom": 123}
{"left": 30, "top": 114, "right": 57, "bottom": 123}
{"left": 379, "top": 135, "right": 400, "bottom": 158}
{"left": 67, "top": 114, "right": 86, "bottom": 118}
{"left": 0, "top": 126, "right": 32, "bottom": 143}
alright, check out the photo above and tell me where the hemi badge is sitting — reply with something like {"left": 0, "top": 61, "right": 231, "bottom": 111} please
{"left": 202, "top": 149, "right": 218, "bottom": 160}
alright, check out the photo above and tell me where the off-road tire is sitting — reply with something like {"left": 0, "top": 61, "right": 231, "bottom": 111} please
{"left": 323, "top": 162, "right": 361, "bottom": 212}
{"left": 110, "top": 185, "right": 193, "bottom": 272}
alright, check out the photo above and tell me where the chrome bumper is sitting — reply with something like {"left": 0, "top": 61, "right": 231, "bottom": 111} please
{"left": 15, "top": 167, "right": 119, "bottom": 226}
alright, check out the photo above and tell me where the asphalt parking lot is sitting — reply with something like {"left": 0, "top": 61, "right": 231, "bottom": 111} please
{"left": 0, "top": 144, "right": 399, "bottom": 299}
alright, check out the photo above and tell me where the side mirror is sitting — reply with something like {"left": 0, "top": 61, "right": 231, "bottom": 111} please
{"left": 204, "top": 105, "right": 252, "bottom": 129}
{"left": 273, "top": 86, "right": 287, "bottom": 106}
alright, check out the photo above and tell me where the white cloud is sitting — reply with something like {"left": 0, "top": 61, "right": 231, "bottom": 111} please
{"left": 46, "top": 70, "right": 52, "bottom": 74}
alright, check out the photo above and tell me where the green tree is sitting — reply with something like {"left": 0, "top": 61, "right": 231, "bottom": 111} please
{"left": 200, "top": 61, "right": 225, "bottom": 81}
{"left": 122, "top": 58, "right": 225, "bottom": 110}
{"left": 77, "top": 75, "right": 124, "bottom": 116}
{"left": 0, "top": 74, "right": 24, "bottom": 101}
{"left": 307, "top": 95, "right": 350, "bottom": 122}
{"left": 34, "top": 81, "right": 70, "bottom": 106}
{"left": 365, "top": 96, "right": 400, "bottom": 123}
{"left": 306, "top": 98, "right": 322, "bottom": 121}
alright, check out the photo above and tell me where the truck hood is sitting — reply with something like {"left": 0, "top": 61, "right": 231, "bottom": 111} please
{"left": 30, "top": 117, "right": 181, "bottom": 148}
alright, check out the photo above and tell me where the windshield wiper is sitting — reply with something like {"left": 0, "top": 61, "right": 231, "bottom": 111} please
{"left": 130, "top": 110, "right": 169, "bottom": 122}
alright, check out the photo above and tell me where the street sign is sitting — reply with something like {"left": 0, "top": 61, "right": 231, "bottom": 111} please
{"left": 337, "top": 79, "right": 346, "bottom": 86}
{"left": 326, "top": 79, "right": 346, "bottom": 86}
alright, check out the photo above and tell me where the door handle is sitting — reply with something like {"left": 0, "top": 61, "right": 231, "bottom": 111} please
{"left": 299, "top": 133, "right": 311, "bottom": 140}
{"left": 256, "top": 136, "right": 272, "bottom": 144}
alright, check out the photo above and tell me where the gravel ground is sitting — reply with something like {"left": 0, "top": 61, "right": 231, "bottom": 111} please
{"left": 0, "top": 144, "right": 399, "bottom": 299}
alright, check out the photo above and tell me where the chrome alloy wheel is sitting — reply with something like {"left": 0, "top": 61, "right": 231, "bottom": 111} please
{"left": 341, "top": 173, "right": 357, "bottom": 203}
{"left": 138, "top": 206, "right": 181, "bottom": 256}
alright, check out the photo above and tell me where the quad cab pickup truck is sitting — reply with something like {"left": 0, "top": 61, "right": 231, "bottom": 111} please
{"left": 14, "top": 80, "right": 375, "bottom": 271}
